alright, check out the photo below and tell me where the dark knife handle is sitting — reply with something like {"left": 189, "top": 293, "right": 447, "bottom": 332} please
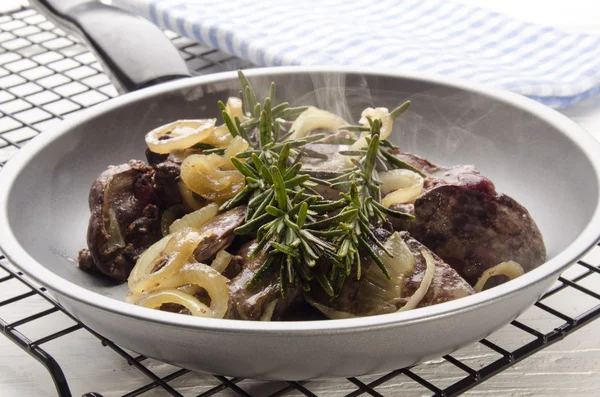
{"left": 30, "top": 0, "right": 191, "bottom": 93}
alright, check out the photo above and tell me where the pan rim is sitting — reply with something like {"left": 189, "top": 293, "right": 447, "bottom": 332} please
{"left": 1, "top": 66, "right": 599, "bottom": 335}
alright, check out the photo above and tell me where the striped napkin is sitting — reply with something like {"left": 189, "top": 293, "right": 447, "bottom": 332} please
{"left": 113, "top": 0, "right": 600, "bottom": 108}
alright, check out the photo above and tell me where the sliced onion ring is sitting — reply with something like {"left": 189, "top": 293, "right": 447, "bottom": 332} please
{"left": 161, "top": 205, "right": 188, "bottom": 236}
{"left": 180, "top": 154, "right": 246, "bottom": 200}
{"left": 178, "top": 284, "right": 202, "bottom": 296}
{"left": 286, "top": 107, "right": 347, "bottom": 141}
{"left": 379, "top": 169, "right": 424, "bottom": 195}
{"left": 349, "top": 107, "right": 395, "bottom": 154}
{"left": 381, "top": 185, "right": 423, "bottom": 207}
{"left": 380, "top": 170, "right": 424, "bottom": 207}
{"left": 149, "top": 262, "right": 229, "bottom": 318}
{"left": 211, "top": 249, "right": 233, "bottom": 274}
{"left": 359, "top": 107, "right": 393, "bottom": 140}
{"left": 398, "top": 248, "right": 436, "bottom": 312}
{"left": 474, "top": 261, "right": 524, "bottom": 292}
{"left": 225, "top": 97, "right": 243, "bottom": 122}
{"left": 128, "top": 234, "right": 172, "bottom": 290}
{"left": 130, "top": 228, "right": 203, "bottom": 295}
{"left": 305, "top": 295, "right": 356, "bottom": 319}
{"left": 260, "top": 299, "right": 279, "bottom": 321}
{"left": 178, "top": 181, "right": 205, "bottom": 211}
{"left": 222, "top": 136, "right": 249, "bottom": 170}
{"left": 137, "top": 288, "right": 212, "bottom": 317}
{"left": 146, "top": 119, "right": 216, "bottom": 154}
{"left": 169, "top": 203, "right": 219, "bottom": 234}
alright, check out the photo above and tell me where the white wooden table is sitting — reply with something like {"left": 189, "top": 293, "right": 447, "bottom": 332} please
{"left": 1, "top": 1, "right": 600, "bottom": 396}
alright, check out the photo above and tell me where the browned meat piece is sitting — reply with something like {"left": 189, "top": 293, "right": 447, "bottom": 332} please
{"left": 147, "top": 148, "right": 212, "bottom": 208}
{"left": 226, "top": 240, "right": 302, "bottom": 321}
{"left": 145, "top": 149, "right": 183, "bottom": 208}
{"left": 222, "top": 255, "right": 245, "bottom": 279}
{"left": 388, "top": 149, "right": 546, "bottom": 286}
{"left": 153, "top": 160, "right": 182, "bottom": 207}
{"left": 76, "top": 248, "right": 97, "bottom": 273}
{"left": 301, "top": 143, "right": 351, "bottom": 200}
{"left": 401, "top": 233, "right": 475, "bottom": 307}
{"left": 302, "top": 143, "right": 350, "bottom": 173}
{"left": 77, "top": 160, "right": 162, "bottom": 281}
{"left": 193, "top": 206, "right": 246, "bottom": 262}
{"left": 145, "top": 148, "right": 168, "bottom": 165}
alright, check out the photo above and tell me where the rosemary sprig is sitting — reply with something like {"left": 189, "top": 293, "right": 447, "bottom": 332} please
{"left": 232, "top": 138, "right": 337, "bottom": 296}
{"left": 218, "top": 71, "right": 416, "bottom": 297}
{"left": 310, "top": 119, "right": 405, "bottom": 290}
{"left": 220, "top": 70, "right": 307, "bottom": 149}
{"left": 221, "top": 71, "right": 338, "bottom": 297}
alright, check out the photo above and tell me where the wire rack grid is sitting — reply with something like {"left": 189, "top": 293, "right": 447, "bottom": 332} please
{"left": 1, "top": 6, "right": 600, "bottom": 397}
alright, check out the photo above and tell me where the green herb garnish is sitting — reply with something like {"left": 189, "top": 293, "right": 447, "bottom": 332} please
{"left": 221, "top": 71, "right": 414, "bottom": 297}
{"left": 310, "top": 118, "right": 414, "bottom": 291}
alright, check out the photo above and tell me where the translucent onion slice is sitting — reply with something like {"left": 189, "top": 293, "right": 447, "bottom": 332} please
{"left": 398, "top": 248, "right": 436, "bottom": 312}
{"left": 130, "top": 228, "right": 203, "bottom": 295}
{"left": 178, "top": 181, "right": 205, "bottom": 211}
{"left": 305, "top": 296, "right": 356, "bottom": 319}
{"left": 222, "top": 136, "right": 249, "bottom": 170}
{"left": 178, "top": 284, "right": 202, "bottom": 296}
{"left": 191, "top": 153, "right": 225, "bottom": 175}
{"left": 381, "top": 186, "right": 423, "bottom": 207}
{"left": 286, "top": 107, "right": 347, "bottom": 141}
{"left": 380, "top": 169, "right": 425, "bottom": 207}
{"left": 379, "top": 169, "right": 423, "bottom": 207}
{"left": 349, "top": 107, "right": 395, "bottom": 154}
{"left": 359, "top": 107, "right": 393, "bottom": 140}
{"left": 102, "top": 172, "right": 135, "bottom": 251}
{"left": 260, "top": 299, "right": 279, "bottom": 321}
{"left": 169, "top": 203, "right": 219, "bottom": 234}
{"left": 137, "top": 288, "right": 212, "bottom": 317}
{"left": 356, "top": 232, "right": 416, "bottom": 315}
{"left": 168, "top": 148, "right": 202, "bottom": 163}
{"left": 180, "top": 154, "right": 245, "bottom": 200}
{"left": 345, "top": 136, "right": 369, "bottom": 167}
{"left": 161, "top": 205, "right": 188, "bottom": 236}
{"left": 211, "top": 249, "right": 233, "bottom": 274}
{"left": 225, "top": 97, "right": 243, "bottom": 122}
{"left": 184, "top": 155, "right": 227, "bottom": 189}
{"left": 202, "top": 128, "right": 233, "bottom": 147}
{"left": 145, "top": 119, "right": 216, "bottom": 154}
{"left": 104, "top": 208, "right": 125, "bottom": 252}
{"left": 379, "top": 169, "right": 424, "bottom": 195}
{"left": 381, "top": 232, "right": 417, "bottom": 277}
{"left": 150, "top": 262, "right": 229, "bottom": 318}
{"left": 474, "top": 261, "right": 524, "bottom": 292}
{"left": 347, "top": 107, "right": 394, "bottom": 162}
{"left": 128, "top": 234, "right": 172, "bottom": 290}
{"left": 192, "top": 98, "right": 242, "bottom": 148}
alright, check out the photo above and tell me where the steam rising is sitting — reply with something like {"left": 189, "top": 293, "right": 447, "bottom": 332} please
{"left": 216, "top": 70, "right": 525, "bottom": 185}
{"left": 272, "top": 71, "right": 498, "bottom": 168}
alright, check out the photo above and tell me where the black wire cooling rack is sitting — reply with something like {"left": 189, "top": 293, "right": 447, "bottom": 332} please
{"left": 1, "top": 5, "right": 600, "bottom": 397}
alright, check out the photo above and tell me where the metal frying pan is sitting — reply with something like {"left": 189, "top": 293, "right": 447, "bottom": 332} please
{"left": 1, "top": 0, "right": 600, "bottom": 380}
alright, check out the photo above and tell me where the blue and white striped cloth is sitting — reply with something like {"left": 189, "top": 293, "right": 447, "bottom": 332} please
{"left": 113, "top": 0, "right": 600, "bottom": 108}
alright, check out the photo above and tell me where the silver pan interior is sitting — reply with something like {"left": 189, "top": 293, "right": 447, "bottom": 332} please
{"left": 1, "top": 67, "right": 600, "bottom": 380}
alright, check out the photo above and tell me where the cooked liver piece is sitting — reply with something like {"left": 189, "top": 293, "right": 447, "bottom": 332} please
{"left": 226, "top": 241, "right": 302, "bottom": 321}
{"left": 388, "top": 149, "right": 546, "bottom": 286}
{"left": 77, "top": 160, "right": 162, "bottom": 281}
